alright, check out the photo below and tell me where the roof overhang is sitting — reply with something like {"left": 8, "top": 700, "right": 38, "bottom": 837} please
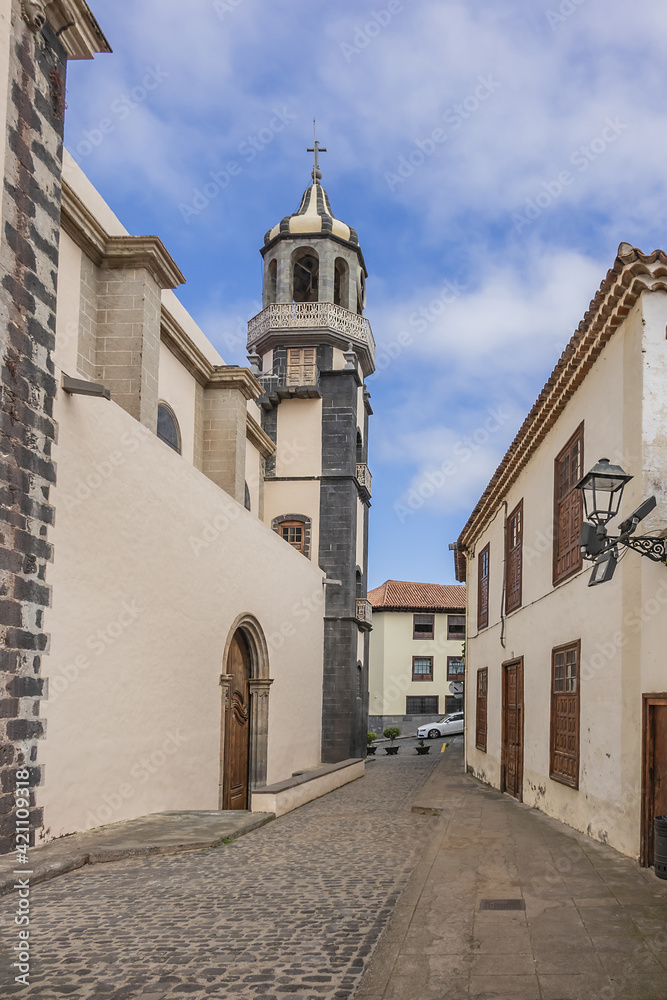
{"left": 46, "top": 0, "right": 112, "bottom": 59}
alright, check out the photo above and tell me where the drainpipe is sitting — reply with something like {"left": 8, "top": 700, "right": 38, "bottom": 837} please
{"left": 500, "top": 501, "right": 508, "bottom": 650}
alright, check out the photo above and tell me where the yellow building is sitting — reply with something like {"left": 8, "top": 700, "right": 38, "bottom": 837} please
{"left": 368, "top": 581, "right": 466, "bottom": 734}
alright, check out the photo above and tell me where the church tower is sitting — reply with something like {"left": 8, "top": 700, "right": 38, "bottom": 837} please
{"left": 247, "top": 143, "right": 374, "bottom": 762}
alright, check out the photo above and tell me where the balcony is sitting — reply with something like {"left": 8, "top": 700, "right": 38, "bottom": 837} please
{"left": 256, "top": 365, "right": 321, "bottom": 406}
{"left": 355, "top": 598, "right": 373, "bottom": 627}
{"left": 247, "top": 302, "right": 375, "bottom": 369}
{"left": 355, "top": 463, "right": 372, "bottom": 497}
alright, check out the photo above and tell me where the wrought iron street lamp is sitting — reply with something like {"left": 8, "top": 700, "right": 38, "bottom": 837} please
{"left": 576, "top": 458, "right": 667, "bottom": 586}
{"left": 576, "top": 458, "right": 633, "bottom": 527}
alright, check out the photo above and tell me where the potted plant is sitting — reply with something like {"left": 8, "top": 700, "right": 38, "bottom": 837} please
{"left": 383, "top": 727, "right": 401, "bottom": 754}
{"left": 415, "top": 739, "right": 431, "bottom": 755}
{"left": 367, "top": 731, "right": 378, "bottom": 755}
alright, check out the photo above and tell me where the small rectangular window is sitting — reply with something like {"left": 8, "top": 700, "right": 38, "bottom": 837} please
{"left": 412, "top": 656, "right": 434, "bottom": 681}
{"left": 406, "top": 696, "right": 439, "bottom": 716}
{"left": 447, "top": 656, "right": 465, "bottom": 680}
{"left": 447, "top": 614, "right": 466, "bottom": 640}
{"left": 505, "top": 500, "right": 523, "bottom": 613}
{"left": 280, "top": 522, "right": 304, "bottom": 553}
{"left": 476, "top": 668, "right": 488, "bottom": 752}
{"left": 413, "top": 614, "right": 434, "bottom": 640}
{"left": 478, "top": 544, "right": 489, "bottom": 631}
{"left": 550, "top": 641, "right": 580, "bottom": 789}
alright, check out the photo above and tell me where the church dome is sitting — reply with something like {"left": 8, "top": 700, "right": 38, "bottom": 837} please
{"left": 264, "top": 181, "right": 359, "bottom": 248}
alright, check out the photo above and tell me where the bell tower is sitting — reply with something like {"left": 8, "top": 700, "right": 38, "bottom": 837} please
{"left": 247, "top": 144, "right": 374, "bottom": 762}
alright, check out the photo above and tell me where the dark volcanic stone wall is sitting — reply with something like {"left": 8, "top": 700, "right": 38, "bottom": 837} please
{"left": 0, "top": 9, "right": 67, "bottom": 853}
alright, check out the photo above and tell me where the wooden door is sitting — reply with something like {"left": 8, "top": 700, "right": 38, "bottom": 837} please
{"left": 641, "top": 696, "right": 667, "bottom": 866}
{"left": 223, "top": 632, "right": 251, "bottom": 810}
{"left": 502, "top": 658, "right": 524, "bottom": 801}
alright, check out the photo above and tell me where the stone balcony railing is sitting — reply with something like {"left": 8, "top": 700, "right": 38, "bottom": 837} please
{"left": 355, "top": 463, "right": 372, "bottom": 496}
{"left": 355, "top": 599, "right": 373, "bottom": 626}
{"left": 247, "top": 302, "right": 375, "bottom": 362}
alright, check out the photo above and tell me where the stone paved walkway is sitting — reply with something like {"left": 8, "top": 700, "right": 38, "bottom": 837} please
{"left": 357, "top": 744, "right": 667, "bottom": 1000}
{"left": 0, "top": 742, "right": 443, "bottom": 999}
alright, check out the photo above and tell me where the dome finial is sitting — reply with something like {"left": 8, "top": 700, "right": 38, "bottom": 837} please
{"left": 307, "top": 119, "right": 327, "bottom": 185}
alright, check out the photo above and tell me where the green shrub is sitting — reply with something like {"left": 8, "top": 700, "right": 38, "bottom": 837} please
{"left": 383, "top": 727, "right": 401, "bottom": 744}
{"left": 367, "top": 731, "right": 378, "bottom": 745}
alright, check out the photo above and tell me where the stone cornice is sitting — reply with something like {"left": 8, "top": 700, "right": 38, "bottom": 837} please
{"left": 45, "top": 0, "right": 112, "bottom": 60}
{"left": 246, "top": 412, "right": 276, "bottom": 458}
{"left": 455, "top": 244, "right": 667, "bottom": 571}
{"left": 206, "top": 367, "right": 263, "bottom": 401}
{"left": 160, "top": 309, "right": 214, "bottom": 387}
{"left": 103, "top": 236, "right": 186, "bottom": 290}
{"left": 60, "top": 180, "right": 185, "bottom": 289}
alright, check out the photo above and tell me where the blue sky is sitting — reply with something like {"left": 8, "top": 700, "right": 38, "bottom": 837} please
{"left": 65, "top": 0, "right": 667, "bottom": 589}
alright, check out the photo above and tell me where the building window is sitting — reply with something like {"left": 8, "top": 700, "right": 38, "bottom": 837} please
{"left": 550, "top": 641, "right": 580, "bottom": 789}
{"left": 157, "top": 402, "right": 181, "bottom": 454}
{"left": 447, "top": 615, "right": 466, "bottom": 640}
{"left": 271, "top": 514, "right": 311, "bottom": 559}
{"left": 412, "top": 657, "right": 433, "bottom": 681}
{"left": 244, "top": 482, "right": 251, "bottom": 511}
{"left": 267, "top": 258, "right": 277, "bottom": 304}
{"left": 286, "top": 347, "right": 317, "bottom": 386}
{"left": 476, "top": 668, "right": 488, "bottom": 752}
{"left": 478, "top": 543, "right": 489, "bottom": 631}
{"left": 505, "top": 500, "right": 523, "bottom": 613}
{"left": 413, "top": 614, "right": 434, "bottom": 639}
{"left": 292, "top": 248, "right": 319, "bottom": 302}
{"left": 553, "top": 424, "right": 584, "bottom": 586}
{"left": 406, "top": 696, "right": 439, "bottom": 716}
{"left": 447, "top": 656, "right": 465, "bottom": 680}
{"left": 334, "top": 257, "right": 349, "bottom": 309}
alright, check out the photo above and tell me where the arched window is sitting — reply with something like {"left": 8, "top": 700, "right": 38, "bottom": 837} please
{"left": 292, "top": 248, "right": 319, "bottom": 303}
{"left": 272, "top": 514, "right": 312, "bottom": 559}
{"left": 334, "top": 258, "right": 349, "bottom": 308}
{"left": 244, "top": 483, "right": 251, "bottom": 511}
{"left": 157, "top": 402, "right": 181, "bottom": 454}
{"left": 356, "top": 429, "right": 363, "bottom": 465}
{"left": 356, "top": 567, "right": 364, "bottom": 599}
{"left": 267, "top": 259, "right": 277, "bottom": 304}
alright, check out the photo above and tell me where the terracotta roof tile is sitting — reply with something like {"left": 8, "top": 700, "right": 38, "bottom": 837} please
{"left": 368, "top": 580, "right": 466, "bottom": 611}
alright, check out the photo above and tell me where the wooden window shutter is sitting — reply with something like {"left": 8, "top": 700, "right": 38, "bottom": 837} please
{"left": 553, "top": 424, "right": 584, "bottom": 585}
{"left": 505, "top": 500, "right": 523, "bottom": 613}
{"left": 476, "top": 668, "right": 488, "bottom": 752}
{"left": 549, "top": 641, "right": 580, "bottom": 788}
{"left": 478, "top": 544, "right": 489, "bottom": 630}
{"left": 286, "top": 347, "right": 316, "bottom": 386}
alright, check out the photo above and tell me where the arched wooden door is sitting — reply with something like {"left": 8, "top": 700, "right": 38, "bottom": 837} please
{"left": 223, "top": 631, "right": 251, "bottom": 810}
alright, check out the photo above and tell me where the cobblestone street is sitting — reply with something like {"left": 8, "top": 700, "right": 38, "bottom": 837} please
{"left": 0, "top": 743, "right": 445, "bottom": 1000}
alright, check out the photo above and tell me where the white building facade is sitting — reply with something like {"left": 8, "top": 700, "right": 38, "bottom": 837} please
{"left": 455, "top": 243, "right": 667, "bottom": 866}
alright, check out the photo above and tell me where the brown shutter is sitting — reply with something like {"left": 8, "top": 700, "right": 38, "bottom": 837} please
{"left": 505, "top": 501, "right": 523, "bottom": 613}
{"left": 549, "top": 641, "right": 580, "bottom": 788}
{"left": 478, "top": 544, "right": 489, "bottom": 630}
{"left": 286, "top": 347, "right": 317, "bottom": 386}
{"left": 553, "top": 424, "right": 584, "bottom": 585}
{"left": 476, "top": 668, "right": 488, "bottom": 752}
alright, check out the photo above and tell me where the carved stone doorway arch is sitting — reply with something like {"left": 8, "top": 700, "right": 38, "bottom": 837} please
{"left": 220, "top": 614, "right": 273, "bottom": 809}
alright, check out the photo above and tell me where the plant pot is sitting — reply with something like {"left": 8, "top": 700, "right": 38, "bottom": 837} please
{"left": 367, "top": 746, "right": 377, "bottom": 755}
{"left": 415, "top": 746, "right": 431, "bottom": 755}
{"left": 385, "top": 746, "right": 399, "bottom": 755}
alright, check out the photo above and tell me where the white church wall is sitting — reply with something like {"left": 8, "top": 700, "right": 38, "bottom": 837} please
{"left": 54, "top": 229, "right": 83, "bottom": 376}
{"left": 39, "top": 391, "right": 325, "bottom": 840}
{"left": 157, "top": 339, "right": 197, "bottom": 464}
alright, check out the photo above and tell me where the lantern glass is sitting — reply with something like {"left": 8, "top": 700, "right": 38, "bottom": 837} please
{"left": 575, "top": 458, "right": 633, "bottom": 527}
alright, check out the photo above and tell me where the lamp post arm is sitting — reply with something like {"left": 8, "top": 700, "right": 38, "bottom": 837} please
{"left": 619, "top": 535, "right": 667, "bottom": 565}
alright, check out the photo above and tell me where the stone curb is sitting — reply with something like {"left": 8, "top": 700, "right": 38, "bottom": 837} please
{"left": 0, "top": 810, "right": 274, "bottom": 898}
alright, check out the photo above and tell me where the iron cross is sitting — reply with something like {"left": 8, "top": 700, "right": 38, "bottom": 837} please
{"left": 308, "top": 125, "right": 326, "bottom": 184}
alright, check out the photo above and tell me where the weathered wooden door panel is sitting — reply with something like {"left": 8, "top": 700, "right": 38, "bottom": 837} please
{"left": 502, "top": 659, "right": 524, "bottom": 801}
{"left": 642, "top": 697, "right": 667, "bottom": 866}
{"left": 223, "top": 632, "right": 250, "bottom": 810}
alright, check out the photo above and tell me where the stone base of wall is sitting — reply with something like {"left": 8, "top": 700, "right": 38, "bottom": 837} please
{"left": 250, "top": 758, "right": 364, "bottom": 817}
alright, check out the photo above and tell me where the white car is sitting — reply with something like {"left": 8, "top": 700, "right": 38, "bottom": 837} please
{"left": 417, "top": 712, "right": 464, "bottom": 739}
